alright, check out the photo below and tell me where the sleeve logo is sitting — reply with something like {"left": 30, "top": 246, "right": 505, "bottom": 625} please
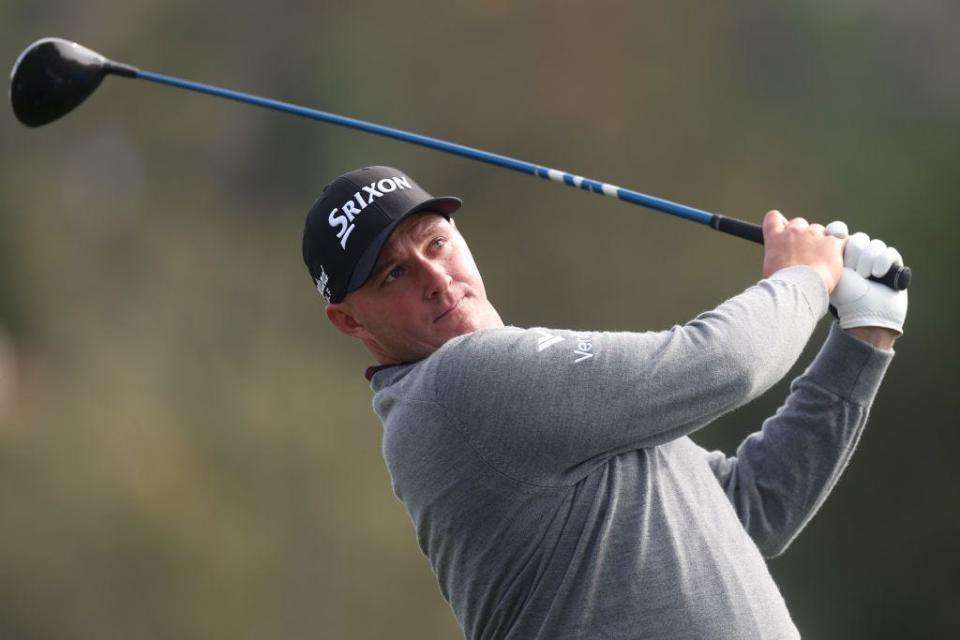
{"left": 533, "top": 329, "right": 596, "bottom": 363}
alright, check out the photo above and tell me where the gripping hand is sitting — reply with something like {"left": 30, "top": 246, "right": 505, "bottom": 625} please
{"left": 824, "top": 222, "right": 908, "bottom": 335}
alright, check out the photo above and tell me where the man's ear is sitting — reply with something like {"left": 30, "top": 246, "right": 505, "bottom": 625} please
{"left": 326, "top": 303, "right": 366, "bottom": 339}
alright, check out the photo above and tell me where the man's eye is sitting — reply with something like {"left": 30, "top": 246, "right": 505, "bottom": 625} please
{"left": 431, "top": 237, "right": 447, "bottom": 250}
{"left": 384, "top": 266, "right": 405, "bottom": 283}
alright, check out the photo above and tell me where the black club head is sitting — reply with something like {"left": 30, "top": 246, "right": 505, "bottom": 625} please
{"left": 10, "top": 38, "right": 132, "bottom": 127}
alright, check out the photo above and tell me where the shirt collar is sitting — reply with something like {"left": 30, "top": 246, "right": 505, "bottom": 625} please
{"left": 364, "top": 362, "right": 409, "bottom": 381}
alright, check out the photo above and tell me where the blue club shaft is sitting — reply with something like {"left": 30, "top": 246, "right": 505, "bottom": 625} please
{"left": 136, "top": 69, "right": 716, "bottom": 226}
{"left": 129, "top": 68, "right": 910, "bottom": 291}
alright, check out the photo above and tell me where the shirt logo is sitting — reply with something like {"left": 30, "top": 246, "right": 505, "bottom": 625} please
{"left": 534, "top": 329, "right": 596, "bottom": 363}
{"left": 573, "top": 334, "right": 595, "bottom": 363}
{"left": 327, "top": 175, "right": 413, "bottom": 249}
{"left": 535, "top": 329, "right": 564, "bottom": 351}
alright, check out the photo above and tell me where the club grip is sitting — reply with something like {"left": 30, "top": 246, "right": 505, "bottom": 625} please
{"left": 710, "top": 215, "right": 911, "bottom": 291}
{"left": 712, "top": 215, "right": 764, "bottom": 244}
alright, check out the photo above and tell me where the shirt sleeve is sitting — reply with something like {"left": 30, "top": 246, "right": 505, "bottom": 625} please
{"left": 699, "top": 322, "right": 894, "bottom": 557}
{"left": 433, "top": 266, "right": 830, "bottom": 486}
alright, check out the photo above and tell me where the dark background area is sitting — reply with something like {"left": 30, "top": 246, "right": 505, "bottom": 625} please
{"left": 1, "top": 2, "right": 957, "bottom": 637}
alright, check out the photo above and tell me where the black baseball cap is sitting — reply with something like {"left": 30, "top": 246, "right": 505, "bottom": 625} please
{"left": 302, "top": 166, "right": 462, "bottom": 303}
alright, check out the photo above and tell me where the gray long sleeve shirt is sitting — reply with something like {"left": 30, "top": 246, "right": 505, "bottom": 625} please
{"left": 368, "top": 266, "right": 894, "bottom": 639}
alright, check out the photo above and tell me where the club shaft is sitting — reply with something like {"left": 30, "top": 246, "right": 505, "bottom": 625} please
{"left": 131, "top": 69, "right": 910, "bottom": 291}
{"left": 137, "top": 70, "right": 715, "bottom": 222}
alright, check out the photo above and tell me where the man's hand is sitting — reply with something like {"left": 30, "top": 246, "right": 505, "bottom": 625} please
{"left": 762, "top": 210, "right": 844, "bottom": 292}
{"left": 824, "top": 222, "right": 907, "bottom": 349}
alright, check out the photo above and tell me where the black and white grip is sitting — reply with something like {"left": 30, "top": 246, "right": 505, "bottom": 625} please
{"left": 710, "top": 215, "right": 911, "bottom": 291}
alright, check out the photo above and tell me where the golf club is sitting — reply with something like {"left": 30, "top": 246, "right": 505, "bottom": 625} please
{"left": 10, "top": 37, "right": 911, "bottom": 291}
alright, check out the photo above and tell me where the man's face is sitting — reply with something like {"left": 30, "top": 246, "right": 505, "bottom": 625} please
{"left": 327, "top": 212, "right": 503, "bottom": 363}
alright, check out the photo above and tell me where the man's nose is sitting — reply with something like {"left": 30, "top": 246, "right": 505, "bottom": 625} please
{"left": 420, "top": 258, "right": 452, "bottom": 298}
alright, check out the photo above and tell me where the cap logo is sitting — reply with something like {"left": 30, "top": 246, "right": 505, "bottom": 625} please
{"left": 327, "top": 175, "right": 413, "bottom": 250}
{"left": 315, "top": 265, "right": 332, "bottom": 302}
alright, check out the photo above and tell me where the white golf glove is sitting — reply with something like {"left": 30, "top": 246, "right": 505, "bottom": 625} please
{"left": 825, "top": 221, "right": 908, "bottom": 335}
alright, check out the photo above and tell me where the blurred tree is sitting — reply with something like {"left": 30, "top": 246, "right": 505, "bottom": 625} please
{"left": 1, "top": 1, "right": 957, "bottom": 638}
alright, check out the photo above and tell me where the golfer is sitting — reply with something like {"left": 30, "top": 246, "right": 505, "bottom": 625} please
{"left": 302, "top": 165, "right": 906, "bottom": 639}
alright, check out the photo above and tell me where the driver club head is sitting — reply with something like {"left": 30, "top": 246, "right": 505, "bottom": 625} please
{"left": 9, "top": 38, "right": 134, "bottom": 127}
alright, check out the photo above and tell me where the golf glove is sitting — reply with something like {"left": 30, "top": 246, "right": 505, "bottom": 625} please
{"left": 825, "top": 221, "right": 908, "bottom": 335}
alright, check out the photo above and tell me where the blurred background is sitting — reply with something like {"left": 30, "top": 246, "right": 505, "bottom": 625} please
{"left": 1, "top": 1, "right": 957, "bottom": 637}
